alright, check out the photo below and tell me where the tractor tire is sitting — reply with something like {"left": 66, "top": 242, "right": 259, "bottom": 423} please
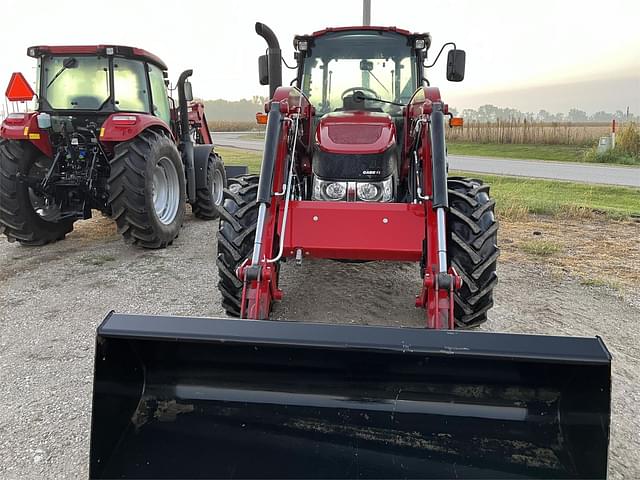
{"left": 216, "top": 175, "right": 260, "bottom": 317}
{"left": 0, "top": 139, "right": 74, "bottom": 245}
{"left": 447, "top": 177, "right": 499, "bottom": 328}
{"left": 192, "top": 151, "right": 226, "bottom": 220}
{"left": 108, "top": 130, "right": 186, "bottom": 249}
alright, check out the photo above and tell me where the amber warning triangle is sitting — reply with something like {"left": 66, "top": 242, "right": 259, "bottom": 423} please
{"left": 5, "top": 72, "right": 35, "bottom": 101}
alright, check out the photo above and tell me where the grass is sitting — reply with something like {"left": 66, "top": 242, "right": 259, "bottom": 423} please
{"left": 519, "top": 240, "right": 562, "bottom": 257}
{"left": 448, "top": 143, "right": 588, "bottom": 162}
{"left": 217, "top": 147, "right": 263, "bottom": 173}
{"left": 217, "top": 148, "right": 640, "bottom": 220}
{"left": 452, "top": 171, "right": 640, "bottom": 220}
{"left": 226, "top": 135, "right": 638, "bottom": 165}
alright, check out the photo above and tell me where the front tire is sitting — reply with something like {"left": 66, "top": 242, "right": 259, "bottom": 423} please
{"left": 192, "top": 151, "right": 226, "bottom": 220}
{"left": 0, "top": 139, "right": 74, "bottom": 245}
{"left": 216, "top": 175, "right": 260, "bottom": 316}
{"left": 447, "top": 177, "right": 499, "bottom": 328}
{"left": 108, "top": 130, "right": 186, "bottom": 249}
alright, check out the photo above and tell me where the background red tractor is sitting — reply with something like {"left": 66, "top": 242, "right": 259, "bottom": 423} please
{"left": 0, "top": 45, "right": 230, "bottom": 248}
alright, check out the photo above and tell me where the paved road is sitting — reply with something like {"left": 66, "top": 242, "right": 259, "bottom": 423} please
{"left": 212, "top": 132, "right": 640, "bottom": 187}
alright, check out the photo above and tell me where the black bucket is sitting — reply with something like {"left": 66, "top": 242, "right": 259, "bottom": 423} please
{"left": 90, "top": 313, "right": 611, "bottom": 479}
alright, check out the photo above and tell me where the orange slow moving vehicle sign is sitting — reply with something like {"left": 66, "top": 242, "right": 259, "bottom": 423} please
{"left": 5, "top": 72, "right": 35, "bottom": 101}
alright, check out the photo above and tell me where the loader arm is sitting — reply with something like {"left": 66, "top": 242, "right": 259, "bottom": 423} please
{"left": 237, "top": 88, "right": 312, "bottom": 319}
{"left": 409, "top": 87, "right": 462, "bottom": 328}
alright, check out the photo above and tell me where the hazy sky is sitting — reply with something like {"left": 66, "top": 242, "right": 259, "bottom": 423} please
{"left": 2, "top": 0, "right": 639, "bottom": 113}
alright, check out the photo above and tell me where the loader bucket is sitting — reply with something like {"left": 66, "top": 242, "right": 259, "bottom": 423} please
{"left": 90, "top": 313, "right": 611, "bottom": 479}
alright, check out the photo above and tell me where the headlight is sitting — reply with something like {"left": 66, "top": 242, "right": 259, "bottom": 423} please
{"left": 313, "top": 177, "right": 347, "bottom": 201}
{"left": 357, "top": 183, "right": 379, "bottom": 201}
{"left": 325, "top": 182, "right": 346, "bottom": 199}
{"left": 357, "top": 177, "right": 394, "bottom": 202}
{"left": 381, "top": 177, "right": 393, "bottom": 202}
{"left": 313, "top": 176, "right": 393, "bottom": 202}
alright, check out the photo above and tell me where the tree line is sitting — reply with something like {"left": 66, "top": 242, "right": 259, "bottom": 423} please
{"left": 201, "top": 96, "right": 637, "bottom": 123}
{"left": 452, "top": 105, "right": 637, "bottom": 123}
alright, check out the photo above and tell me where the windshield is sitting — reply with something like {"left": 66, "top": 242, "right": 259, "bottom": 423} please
{"left": 302, "top": 31, "right": 419, "bottom": 115}
{"left": 42, "top": 55, "right": 109, "bottom": 110}
{"left": 41, "top": 55, "right": 153, "bottom": 113}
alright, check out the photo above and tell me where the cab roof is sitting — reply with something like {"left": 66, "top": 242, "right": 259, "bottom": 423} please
{"left": 311, "top": 26, "right": 413, "bottom": 37}
{"left": 27, "top": 45, "right": 168, "bottom": 70}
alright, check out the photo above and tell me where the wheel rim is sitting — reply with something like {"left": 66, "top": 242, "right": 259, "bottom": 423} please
{"left": 151, "top": 156, "right": 180, "bottom": 225}
{"left": 28, "top": 158, "right": 62, "bottom": 221}
{"left": 212, "top": 168, "right": 224, "bottom": 206}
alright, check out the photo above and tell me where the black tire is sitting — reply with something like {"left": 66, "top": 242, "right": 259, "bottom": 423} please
{"left": 108, "top": 130, "right": 186, "bottom": 249}
{"left": 0, "top": 139, "right": 74, "bottom": 245}
{"left": 216, "top": 175, "right": 260, "bottom": 316}
{"left": 447, "top": 177, "right": 499, "bottom": 328}
{"left": 192, "top": 151, "right": 226, "bottom": 220}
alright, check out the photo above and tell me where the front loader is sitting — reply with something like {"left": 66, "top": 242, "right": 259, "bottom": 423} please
{"left": 89, "top": 24, "right": 611, "bottom": 479}
{"left": 0, "top": 45, "right": 228, "bottom": 248}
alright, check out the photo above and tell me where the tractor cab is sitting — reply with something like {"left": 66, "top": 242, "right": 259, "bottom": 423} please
{"left": 292, "top": 28, "right": 430, "bottom": 202}
{"left": 28, "top": 45, "right": 172, "bottom": 126}
{"left": 295, "top": 28, "right": 428, "bottom": 115}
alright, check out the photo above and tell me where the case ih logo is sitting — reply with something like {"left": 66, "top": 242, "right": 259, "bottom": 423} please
{"left": 362, "top": 170, "right": 381, "bottom": 175}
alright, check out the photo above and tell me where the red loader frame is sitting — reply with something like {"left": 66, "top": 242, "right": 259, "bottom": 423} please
{"left": 237, "top": 86, "right": 461, "bottom": 328}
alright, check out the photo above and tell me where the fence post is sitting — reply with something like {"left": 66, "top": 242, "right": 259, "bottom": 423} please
{"left": 611, "top": 119, "right": 616, "bottom": 149}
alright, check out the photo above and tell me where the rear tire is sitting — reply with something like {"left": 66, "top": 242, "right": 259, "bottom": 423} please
{"left": 108, "top": 130, "right": 186, "bottom": 249}
{"left": 216, "top": 175, "right": 260, "bottom": 317}
{"left": 0, "top": 139, "right": 74, "bottom": 245}
{"left": 447, "top": 177, "right": 499, "bottom": 328}
{"left": 192, "top": 151, "right": 226, "bottom": 220}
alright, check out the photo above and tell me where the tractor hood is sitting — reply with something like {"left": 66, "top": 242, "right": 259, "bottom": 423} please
{"left": 315, "top": 111, "right": 396, "bottom": 155}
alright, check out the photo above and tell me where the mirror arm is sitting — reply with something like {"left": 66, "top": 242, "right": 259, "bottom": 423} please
{"left": 424, "top": 42, "right": 457, "bottom": 69}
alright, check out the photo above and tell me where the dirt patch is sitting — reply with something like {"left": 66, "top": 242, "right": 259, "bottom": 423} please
{"left": 66, "top": 213, "right": 118, "bottom": 243}
{"left": 0, "top": 213, "right": 638, "bottom": 479}
{"left": 500, "top": 215, "right": 640, "bottom": 292}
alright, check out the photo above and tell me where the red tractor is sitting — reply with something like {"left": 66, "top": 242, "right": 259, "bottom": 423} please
{"left": 216, "top": 24, "right": 497, "bottom": 328}
{"left": 87, "top": 25, "right": 611, "bottom": 479}
{"left": 0, "top": 45, "right": 228, "bottom": 248}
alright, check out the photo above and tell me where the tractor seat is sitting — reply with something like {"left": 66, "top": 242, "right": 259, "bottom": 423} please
{"left": 336, "top": 93, "right": 384, "bottom": 113}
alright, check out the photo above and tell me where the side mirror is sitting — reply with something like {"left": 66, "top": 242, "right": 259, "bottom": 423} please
{"left": 258, "top": 55, "right": 269, "bottom": 86}
{"left": 184, "top": 81, "right": 193, "bottom": 102}
{"left": 446, "top": 49, "right": 465, "bottom": 82}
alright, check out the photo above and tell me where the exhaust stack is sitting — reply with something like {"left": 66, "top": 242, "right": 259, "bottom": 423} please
{"left": 255, "top": 22, "right": 282, "bottom": 98}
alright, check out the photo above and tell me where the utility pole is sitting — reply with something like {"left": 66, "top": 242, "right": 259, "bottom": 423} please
{"left": 363, "top": 0, "right": 371, "bottom": 26}
{"left": 362, "top": 0, "right": 372, "bottom": 88}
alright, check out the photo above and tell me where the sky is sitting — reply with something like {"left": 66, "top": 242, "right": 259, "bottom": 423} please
{"left": 1, "top": 0, "right": 639, "bottom": 114}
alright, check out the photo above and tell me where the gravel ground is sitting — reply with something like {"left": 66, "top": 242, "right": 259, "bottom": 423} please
{"left": 0, "top": 214, "right": 638, "bottom": 479}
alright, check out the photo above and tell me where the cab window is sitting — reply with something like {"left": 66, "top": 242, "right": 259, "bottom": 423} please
{"left": 113, "top": 58, "right": 150, "bottom": 112}
{"left": 148, "top": 64, "right": 171, "bottom": 125}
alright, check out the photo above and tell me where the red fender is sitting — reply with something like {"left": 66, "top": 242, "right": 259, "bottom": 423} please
{"left": 0, "top": 112, "right": 52, "bottom": 157}
{"left": 99, "top": 113, "right": 173, "bottom": 143}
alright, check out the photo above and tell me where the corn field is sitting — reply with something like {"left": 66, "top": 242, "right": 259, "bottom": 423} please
{"left": 208, "top": 119, "right": 622, "bottom": 147}
{"left": 446, "top": 120, "right": 614, "bottom": 146}
{"left": 209, "top": 120, "right": 263, "bottom": 132}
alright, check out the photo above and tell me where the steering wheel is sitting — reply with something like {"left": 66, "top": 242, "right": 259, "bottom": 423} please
{"left": 340, "top": 87, "right": 380, "bottom": 101}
